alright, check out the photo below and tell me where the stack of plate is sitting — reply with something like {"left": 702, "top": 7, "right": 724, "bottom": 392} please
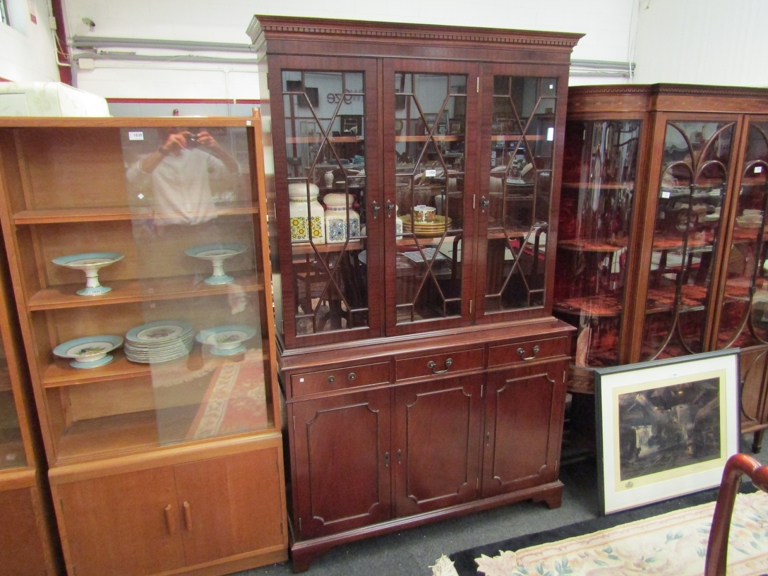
{"left": 124, "top": 320, "right": 194, "bottom": 364}
{"left": 401, "top": 215, "right": 452, "bottom": 237}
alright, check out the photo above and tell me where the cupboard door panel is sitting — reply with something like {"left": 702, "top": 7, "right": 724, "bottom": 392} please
{"left": 291, "top": 390, "right": 391, "bottom": 538}
{"left": 393, "top": 376, "right": 482, "bottom": 516}
{"left": 482, "top": 362, "right": 566, "bottom": 497}
{"left": 174, "top": 447, "right": 285, "bottom": 566}
{"left": 56, "top": 467, "right": 185, "bottom": 576}
{"left": 0, "top": 486, "right": 49, "bottom": 576}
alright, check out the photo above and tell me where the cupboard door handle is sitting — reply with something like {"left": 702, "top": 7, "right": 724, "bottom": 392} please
{"left": 372, "top": 200, "right": 380, "bottom": 219}
{"left": 517, "top": 345, "right": 540, "bottom": 361}
{"left": 427, "top": 358, "right": 453, "bottom": 374}
{"left": 164, "top": 504, "right": 175, "bottom": 535}
{"left": 386, "top": 200, "right": 395, "bottom": 217}
{"left": 397, "top": 449, "right": 402, "bottom": 464}
{"left": 480, "top": 196, "right": 490, "bottom": 212}
{"left": 183, "top": 501, "right": 193, "bottom": 531}
{"left": 385, "top": 452, "right": 390, "bottom": 467}
{"left": 486, "top": 431, "right": 491, "bottom": 446}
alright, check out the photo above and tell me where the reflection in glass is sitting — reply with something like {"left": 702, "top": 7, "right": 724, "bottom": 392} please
{"left": 719, "top": 122, "right": 768, "bottom": 349}
{"left": 554, "top": 120, "right": 641, "bottom": 367}
{"left": 641, "top": 121, "right": 734, "bottom": 360}
{"left": 484, "top": 76, "right": 557, "bottom": 313}
{"left": 394, "top": 73, "right": 466, "bottom": 323}
{"left": 0, "top": 331, "right": 26, "bottom": 470}
{"left": 119, "top": 126, "right": 271, "bottom": 446}
{"left": 281, "top": 70, "right": 369, "bottom": 335}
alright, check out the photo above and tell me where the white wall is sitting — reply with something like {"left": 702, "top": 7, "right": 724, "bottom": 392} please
{"left": 63, "top": 0, "right": 638, "bottom": 102}
{"left": 633, "top": 0, "right": 768, "bottom": 87}
{"left": 0, "top": 0, "right": 61, "bottom": 81}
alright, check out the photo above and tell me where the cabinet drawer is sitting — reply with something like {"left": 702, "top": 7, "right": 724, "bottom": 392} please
{"left": 396, "top": 348, "right": 484, "bottom": 381}
{"left": 488, "top": 337, "right": 569, "bottom": 368}
{"left": 291, "top": 362, "right": 390, "bottom": 397}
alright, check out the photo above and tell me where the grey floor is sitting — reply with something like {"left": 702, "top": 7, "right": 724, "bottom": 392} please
{"left": 231, "top": 435, "right": 768, "bottom": 576}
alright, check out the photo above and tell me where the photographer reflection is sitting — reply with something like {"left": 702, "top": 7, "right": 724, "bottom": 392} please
{"left": 127, "top": 128, "right": 240, "bottom": 225}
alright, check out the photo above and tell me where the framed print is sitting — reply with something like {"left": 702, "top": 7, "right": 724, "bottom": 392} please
{"left": 595, "top": 349, "right": 739, "bottom": 515}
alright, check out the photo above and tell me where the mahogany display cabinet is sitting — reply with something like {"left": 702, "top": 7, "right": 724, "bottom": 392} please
{"left": 553, "top": 84, "right": 768, "bottom": 452}
{"left": 0, "top": 232, "right": 61, "bottom": 575}
{"left": 248, "top": 15, "right": 581, "bottom": 571}
{"left": 0, "top": 113, "right": 288, "bottom": 576}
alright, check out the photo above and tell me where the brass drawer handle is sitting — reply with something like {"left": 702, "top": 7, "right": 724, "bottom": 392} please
{"left": 328, "top": 375, "right": 335, "bottom": 384}
{"left": 427, "top": 358, "right": 453, "bottom": 374}
{"left": 517, "top": 345, "right": 540, "bottom": 361}
{"left": 348, "top": 372, "right": 356, "bottom": 381}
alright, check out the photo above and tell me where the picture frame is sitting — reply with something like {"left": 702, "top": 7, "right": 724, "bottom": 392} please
{"left": 340, "top": 115, "right": 363, "bottom": 137}
{"left": 595, "top": 349, "right": 739, "bottom": 515}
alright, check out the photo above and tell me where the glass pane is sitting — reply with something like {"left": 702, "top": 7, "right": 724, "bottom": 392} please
{"left": 641, "top": 121, "right": 735, "bottom": 361}
{"left": 484, "top": 76, "right": 557, "bottom": 314}
{"left": 394, "top": 72, "right": 466, "bottom": 324}
{"left": 116, "top": 126, "right": 269, "bottom": 447}
{"left": 719, "top": 121, "right": 768, "bottom": 348}
{"left": 281, "top": 70, "right": 369, "bottom": 335}
{"left": 0, "top": 331, "right": 26, "bottom": 470}
{"left": 554, "top": 120, "right": 642, "bottom": 367}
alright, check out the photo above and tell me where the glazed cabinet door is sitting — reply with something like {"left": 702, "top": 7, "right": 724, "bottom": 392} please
{"left": 481, "top": 361, "right": 567, "bottom": 497}
{"left": 383, "top": 59, "right": 479, "bottom": 335}
{"left": 393, "top": 376, "right": 483, "bottom": 516}
{"left": 267, "top": 56, "right": 382, "bottom": 348}
{"left": 55, "top": 466, "right": 186, "bottom": 576}
{"left": 639, "top": 115, "right": 739, "bottom": 361}
{"left": 554, "top": 118, "right": 643, "bottom": 368}
{"left": 173, "top": 447, "right": 286, "bottom": 566}
{"left": 475, "top": 66, "right": 568, "bottom": 323}
{"left": 290, "top": 389, "right": 391, "bottom": 539}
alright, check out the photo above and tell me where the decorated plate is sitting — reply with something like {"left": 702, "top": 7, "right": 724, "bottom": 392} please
{"left": 52, "top": 252, "right": 125, "bottom": 270}
{"left": 126, "top": 320, "right": 193, "bottom": 344}
{"left": 184, "top": 244, "right": 247, "bottom": 260}
{"left": 196, "top": 324, "right": 257, "bottom": 356}
{"left": 53, "top": 335, "right": 123, "bottom": 369}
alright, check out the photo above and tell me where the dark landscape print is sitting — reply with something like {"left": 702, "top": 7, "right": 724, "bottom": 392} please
{"left": 618, "top": 377, "right": 720, "bottom": 481}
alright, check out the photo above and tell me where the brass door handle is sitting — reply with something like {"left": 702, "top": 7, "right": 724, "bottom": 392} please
{"left": 517, "top": 345, "right": 540, "bottom": 361}
{"left": 428, "top": 358, "right": 453, "bottom": 374}
{"left": 372, "top": 201, "right": 380, "bottom": 219}
{"left": 386, "top": 200, "right": 395, "bottom": 217}
{"left": 480, "top": 196, "right": 490, "bottom": 211}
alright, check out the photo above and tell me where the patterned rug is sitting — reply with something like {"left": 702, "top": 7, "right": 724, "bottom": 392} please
{"left": 432, "top": 490, "right": 768, "bottom": 576}
{"left": 185, "top": 349, "right": 268, "bottom": 440}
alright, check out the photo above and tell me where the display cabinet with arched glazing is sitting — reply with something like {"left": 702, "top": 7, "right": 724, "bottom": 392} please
{"left": 554, "top": 84, "right": 768, "bottom": 453}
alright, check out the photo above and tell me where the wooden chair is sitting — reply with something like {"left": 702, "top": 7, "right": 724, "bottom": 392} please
{"left": 705, "top": 453, "right": 768, "bottom": 576}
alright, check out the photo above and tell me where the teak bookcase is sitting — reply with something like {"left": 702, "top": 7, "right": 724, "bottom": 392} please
{"left": 0, "top": 113, "right": 288, "bottom": 576}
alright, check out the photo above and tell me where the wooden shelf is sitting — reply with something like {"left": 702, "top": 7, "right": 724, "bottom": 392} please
{"left": 554, "top": 294, "right": 622, "bottom": 317}
{"left": 28, "top": 273, "right": 262, "bottom": 311}
{"left": 286, "top": 136, "right": 364, "bottom": 144}
{"left": 561, "top": 182, "right": 635, "bottom": 190}
{"left": 13, "top": 203, "right": 258, "bottom": 225}
{"left": 645, "top": 284, "right": 708, "bottom": 314}
{"left": 395, "top": 135, "right": 463, "bottom": 143}
{"left": 54, "top": 399, "right": 275, "bottom": 465}
{"left": 42, "top": 346, "right": 268, "bottom": 389}
{"left": 491, "top": 134, "right": 546, "bottom": 142}
{"left": 291, "top": 240, "right": 365, "bottom": 255}
{"left": 558, "top": 239, "right": 625, "bottom": 253}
